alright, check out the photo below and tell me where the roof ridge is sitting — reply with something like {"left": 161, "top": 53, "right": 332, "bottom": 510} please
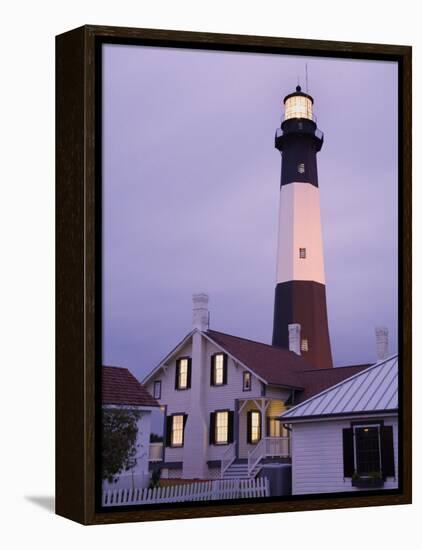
{"left": 206, "top": 329, "right": 282, "bottom": 351}
{"left": 301, "top": 364, "right": 371, "bottom": 373}
{"left": 334, "top": 363, "right": 372, "bottom": 369}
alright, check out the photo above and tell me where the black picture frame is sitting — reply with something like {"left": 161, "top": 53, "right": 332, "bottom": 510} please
{"left": 56, "top": 24, "right": 412, "bottom": 525}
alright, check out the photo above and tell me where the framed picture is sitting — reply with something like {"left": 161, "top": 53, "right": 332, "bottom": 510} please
{"left": 56, "top": 25, "right": 412, "bottom": 525}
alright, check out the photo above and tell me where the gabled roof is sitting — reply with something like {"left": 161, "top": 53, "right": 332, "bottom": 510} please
{"left": 142, "top": 330, "right": 194, "bottom": 386}
{"left": 103, "top": 366, "right": 159, "bottom": 408}
{"left": 282, "top": 354, "right": 398, "bottom": 420}
{"left": 142, "top": 328, "right": 376, "bottom": 396}
{"left": 205, "top": 330, "right": 312, "bottom": 388}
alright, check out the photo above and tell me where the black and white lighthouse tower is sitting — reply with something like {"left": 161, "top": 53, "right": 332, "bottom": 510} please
{"left": 272, "top": 85, "right": 333, "bottom": 369}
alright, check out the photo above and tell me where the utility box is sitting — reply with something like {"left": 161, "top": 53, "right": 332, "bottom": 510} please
{"left": 259, "top": 464, "right": 292, "bottom": 496}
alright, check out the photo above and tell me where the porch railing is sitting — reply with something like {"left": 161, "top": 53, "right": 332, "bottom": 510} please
{"left": 247, "top": 437, "right": 290, "bottom": 477}
{"left": 220, "top": 442, "right": 236, "bottom": 478}
{"left": 264, "top": 436, "right": 290, "bottom": 458}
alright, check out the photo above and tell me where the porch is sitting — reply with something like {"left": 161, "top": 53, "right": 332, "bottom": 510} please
{"left": 221, "top": 397, "right": 291, "bottom": 479}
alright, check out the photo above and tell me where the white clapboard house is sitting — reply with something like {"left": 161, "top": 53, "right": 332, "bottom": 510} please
{"left": 102, "top": 366, "right": 159, "bottom": 490}
{"left": 142, "top": 294, "right": 371, "bottom": 481}
{"left": 281, "top": 355, "right": 398, "bottom": 494}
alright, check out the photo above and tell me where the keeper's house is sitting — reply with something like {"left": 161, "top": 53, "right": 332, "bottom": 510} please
{"left": 142, "top": 294, "right": 371, "bottom": 482}
{"left": 281, "top": 355, "right": 398, "bottom": 494}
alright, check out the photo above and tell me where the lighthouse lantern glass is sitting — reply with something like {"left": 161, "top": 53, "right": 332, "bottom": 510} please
{"left": 284, "top": 95, "right": 313, "bottom": 121}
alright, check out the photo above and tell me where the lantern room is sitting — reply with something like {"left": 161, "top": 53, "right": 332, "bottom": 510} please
{"left": 283, "top": 85, "right": 314, "bottom": 121}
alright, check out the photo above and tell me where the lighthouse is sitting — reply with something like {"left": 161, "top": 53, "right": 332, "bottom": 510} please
{"left": 272, "top": 85, "right": 333, "bottom": 369}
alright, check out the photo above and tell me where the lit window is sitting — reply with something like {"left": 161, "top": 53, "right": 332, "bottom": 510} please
{"left": 298, "top": 162, "right": 305, "bottom": 174}
{"left": 171, "top": 414, "right": 185, "bottom": 447}
{"left": 301, "top": 339, "right": 309, "bottom": 352}
{"left": 215, "top": 411, "right": 229, "bottom": 444}
{"left": 284, "top": 95, "right": 313, "bottom": 121}
{"left": 299, "top": 248, "right": 306, "bottom": 259}
{"left": 211, "top": 353, "right": 227, "bottom": 386}
{"left": 243, "top": 371, "right": 251, "bottom": 391}
{"left": 153, "top": 380, "right": 161, "bottom": 399}
{"left": 176, "top": 358, "right": 190, "bottom": 390}
{"left": 268, "top": 417, "right": 283, "bottom": 437}
{"left": 250, "top": 411, "right": 261, "bottom": 444}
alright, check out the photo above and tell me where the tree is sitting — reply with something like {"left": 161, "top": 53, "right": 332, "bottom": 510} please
{"left": 102, "top": 408, "right": 141, "bottom": 483}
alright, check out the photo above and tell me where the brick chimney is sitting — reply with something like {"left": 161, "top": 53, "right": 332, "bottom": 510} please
{"left": 375, "top": 326, "right": 389, "bottom": 361}
{"left": 192, "top": 293, "right": 209, "bottom": 331}
{"left": 288, "top": 323, "right": 301, "bottom": 355}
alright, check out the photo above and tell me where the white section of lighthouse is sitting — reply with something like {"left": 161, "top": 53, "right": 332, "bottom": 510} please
{"left": 276, "top": 182, "right": 326, "bottom": 285}
{"left": 272, "top": 85, "right": 333, "bottom": 369}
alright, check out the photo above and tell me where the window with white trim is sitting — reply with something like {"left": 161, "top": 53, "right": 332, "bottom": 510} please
{"left": 214, "top": 354, "right": 224, "bottom": 384}
{"left": 176, "top": 358, "right": 189, "bottom": 390}
{"left": 342, "top": 422, "right": 395, "bottom": 480}
{"left": 153, "top": 380, "right": 161, "bottom": 399}
{"left": 211, "top": 353, "right": 227, "bottom": 386}
{"left": 243, "top": 371, "right": 251, "bottom": 391}
{"left": 171, "top": 414, "right": 185, "bottom": 447}
{"left": 354, "top": 425, "right": 381, "bottom": 475}
{"left": 250, "top": 411, "right": 261, "bottom": 444}
{"left": 215, "top": 411, "right": 229, "bottom": 444}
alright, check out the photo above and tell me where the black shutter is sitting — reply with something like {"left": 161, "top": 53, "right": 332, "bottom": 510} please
{"left": 165, "top": 415, "right": 173, "bottom": 447}
{"left": 210, "top": 356, "right": 215, "bottom": 386}
{"left": 174, "top": 360, "right": 179, "bottom": 390}
{"left": 381, "top": 425, "right": 395, "bottom": 478}
{"left": 342, "top": 428, "right": 354, "bottom": 477}
{"left": 182, "top": 414, "right": 188, "bottom": 447}
{"left": 228, "top": 411, "right": 234, "bottom": 443}
{"left": 223, "top": 354, "right": 228, "bottom": 385}
{"left": 209, "top": 412, "right": 216, "bottom": 444}
{"left": 266, "top": 416, "right": 271, "bottom": 438}
{"left": 186, "top": 358, "right": 192, "bottom": 389}
{"left": 247, "top": 410, "right": 252, "bottom": 444}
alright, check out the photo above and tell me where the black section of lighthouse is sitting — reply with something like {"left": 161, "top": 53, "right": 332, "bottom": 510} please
{"left": 272, "top": 86, "right": 333, "bottom": 369}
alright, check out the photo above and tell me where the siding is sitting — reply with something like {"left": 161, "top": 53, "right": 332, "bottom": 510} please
{"left": 146, "top": 340, "right": 193, "bottom": 464}
{"left": 203, "top": 339, "right": 287, "bottom": 462}
{"left": 147, "top": 333, "right": 290, "bottom": 474}
{"left": 291, "top": 416, "right": 398, "bottom": 495}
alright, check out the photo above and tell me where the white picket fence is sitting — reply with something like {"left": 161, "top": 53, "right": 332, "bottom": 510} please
{"left": 102, "top": 477, "right": 270, "bottom": 506}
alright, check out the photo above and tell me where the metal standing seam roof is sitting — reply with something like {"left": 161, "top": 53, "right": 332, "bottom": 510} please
{"left": 281, "top": 354, "right": 398, "bottom": 419}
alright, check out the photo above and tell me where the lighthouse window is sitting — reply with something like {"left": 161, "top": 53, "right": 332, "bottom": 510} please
{"left": 301, "top": 339, "right": 309, "bottom": 352}
{"left": 298, "top": 162, "right": 305, "bottom": 174}
{"left": 299, "top": 248, "right": 306, "bottom": 259}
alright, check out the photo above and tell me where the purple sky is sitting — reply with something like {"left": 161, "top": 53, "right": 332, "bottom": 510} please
{"left": 102, "top": 44, "right": 398, "bottom": 383}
